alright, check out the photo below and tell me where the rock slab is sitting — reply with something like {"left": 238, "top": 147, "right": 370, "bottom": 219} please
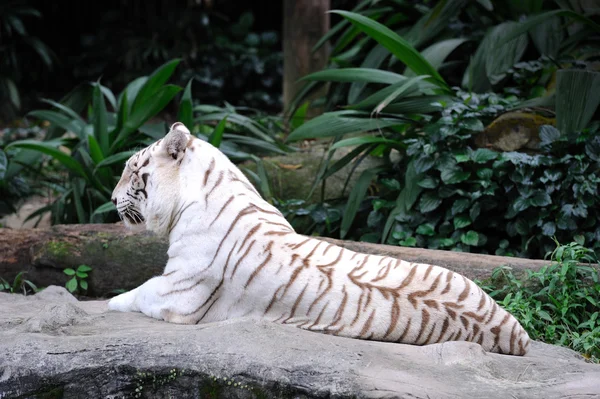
{"left": 1, "top": 287, "right": 599, "bottom": 399}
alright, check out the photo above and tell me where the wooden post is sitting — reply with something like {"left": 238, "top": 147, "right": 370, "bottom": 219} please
{"left": 283, "top": 0, "right": 331, "bottom": 118}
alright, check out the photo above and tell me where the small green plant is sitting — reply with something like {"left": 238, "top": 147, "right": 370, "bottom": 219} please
{"left": 0, "top": 271, "right": 38, "bottom": 295}
{"left": 63, "top": 264, "right": 92, "bottom": 294}
{"left": 480, "top": 240, "right": 600, "bottom": 362}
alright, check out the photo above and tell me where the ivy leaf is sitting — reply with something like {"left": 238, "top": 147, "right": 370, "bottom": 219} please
{"left": 453, "top": 215, "right": 472, "bottom": 229}
{"left": 460, "top": 230, "right": 480, "bottom": 246}
{"left": 530, "top": 191, "right": 551, "bottom": 207}
{"left": 452, "top": 199, "right": 470, "bottom": 216}
{"left": 469, "top": 202, "right": 481, "bottom": 221}
{"left": 440, "top": 168, "right": 471, "bottom": 184}
{"left": 79, "top": 280, "right": 88, "bottom": 291}
{"left": 542, "top": 221, "right": 556, "bottom": 236}
{"left": 476, "top": 168, "right": 493, "bottom": 180}
{"left": 461, "top": 118, "right": 485, "bottom": 132}
{"left": 471, "top": 148, "right": 498, "bottom": 163}
{"left": 539, "top": 125, "right": 560, "bottom": 146}
{"left": 419, "top": 192, "right": 442, "bottom": 213}
{"left": 512, "top": 197, "right": 530, "bottom": 213}
{"left": 515, "top": 218, "right": 529, "bottom": 235}
{"left": 416, "top": 223, "right": 436, "bottom": 236}
{"left": 77, "top": 264, "right": 93, "bottom": 272}
{"left": 414, "top": 155, "right": 435, "bottom": 173}
{"left": 399, "top": 237, "right": 417, "bottom": 247}
{"left": 417, "top": 176, "right": 438, "bottom": 189}
{"left": 454, "top": 153, "right": 470, "bottom": 163}
{"left": 63, "top": 269, "right": 76, "bottom": 276}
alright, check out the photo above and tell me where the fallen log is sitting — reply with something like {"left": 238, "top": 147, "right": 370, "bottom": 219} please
{"left": 0, "top": 223, "right": 583, "bottom": 297}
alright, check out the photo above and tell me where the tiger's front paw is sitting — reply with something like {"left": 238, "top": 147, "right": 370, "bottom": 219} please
{"left": 107, "top": 288, "right": 140, "bottom": 313}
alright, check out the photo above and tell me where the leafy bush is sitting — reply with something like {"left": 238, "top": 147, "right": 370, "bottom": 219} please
{"left": 479, "top": 240, "right": 600, "bottom": 362}
{"left": 64, "top": 264, "right": 92, "bottom": 294}
{"left": 4, "top": 60, "right": 185, "bottom": 224}
{"left": 0, "top": 271, "right": 37, "bottom": 295}
{"left": 284, "top": 4, "right": 600, "bottom": 259}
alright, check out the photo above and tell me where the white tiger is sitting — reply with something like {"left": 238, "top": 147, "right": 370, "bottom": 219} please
{"left": 108, "top": 122, "right": 531, "bottom": 356}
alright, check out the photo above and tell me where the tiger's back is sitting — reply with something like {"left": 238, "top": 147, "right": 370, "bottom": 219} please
{"left": 108, "top": 123, "right": 531, "bottom": 356}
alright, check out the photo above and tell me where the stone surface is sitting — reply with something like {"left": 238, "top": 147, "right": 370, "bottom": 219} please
{"left": 1, "top": 287, "right": 599, "bottom": 399}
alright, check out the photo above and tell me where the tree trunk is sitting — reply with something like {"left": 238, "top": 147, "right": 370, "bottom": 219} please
{"left": 283, "top": 0, "right": 331, "bottom": 118}
{"left": 1, "top": 224, "right": 586, "bottom": 298}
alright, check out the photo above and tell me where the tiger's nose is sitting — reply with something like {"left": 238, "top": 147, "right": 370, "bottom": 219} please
{"left": 112, "top": 198, "right": 117, "bottom": 206}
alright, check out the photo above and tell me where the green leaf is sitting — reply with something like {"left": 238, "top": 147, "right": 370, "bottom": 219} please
{"left": 452, "top": 199, "right": 470, "bottom": 216}
{"left": 0, "top": 150, "right": 7, "bottom": 180}
{"left": 208, "top": 116, "right": 228, "bottom": 148}
{"left": 537, "top": 310, "right": 553, "bottom": 323}
{"left": 461, "top": 118, "right": 485, "bottom": 132}
{"left": 399, "top": 237, "right": 417, "bottom": 247}
{"left": 454, "top": 215, "right": 472, "bottom": 229}
{"left": 322, "top": 144, "right": 374, "bottom": 180}
{"left": 27, "top": 110, "right": 85, "bottom": 136}
{"left": 177, "top": 79, "right": 194, "bottom": 130}
{"left": 112, "top": 85, "right": 182, "bottom": 151}
{"left": 330, "top": 10, "right": 448, "bottom": 90}
{"left": 65, "top": 277, "right": 78, "bottom": 293}
{"left": 529, "top": 16, "right": 563, "bottom": 58}
{"left": 92, "top": 83, "right": 109, "bottom": 156}
{"left": 440, "top": 168, "right": 471, "bottom": 184}
{"left": 419, "top": 192, "right": 442, "bottom": 213}
{"left": 417, "top": 176, "right": 438, "bottom": 189}
{"left": 63, "top": 268, "right": 75, "bottom": 276}
{"left": 341, "top": 167, "right": 385, "bottom": 239}
{"left": 92, "top": 201, "right": 117, "bottom": 218}
{"left": 131, "top": 59, "right": 181, "bottom": 114}
{"left": 286, "top": 111, "right": 404, "bottom": 142}
{"left": 381, "top": 95, "right": 451, "bottom": 114}
{"left": 484, "top": 22, "right": 529, "bottom": 85}
{"left": 302, "top": 68, "right": 406, "bottom": 85}
{"left": 6, "top": 140, "right": 87, "bottom": 177}
{"left": 197, "top": 112, "right": 275, "bottom": 143}
{"left": 290, "top": 101, "right": 309, "bottom": 130}
{"left": 556, "top": 70, "right": 600, "bottom": 135}
{"left": 416, "top": 223, "right": 436, "bottom": 236}
{"left": 539, "top": 125, "right": 560, "bottom": 145}
{"left": 95, "top": 150, "right": 136, "bottom": 170}
{"left": 330, "top": 136, "right": 404, "bottom": 151}
{"left": 542, "top": 221, "right": 556, "bottom": 236}
{"left": 530, "top": 191, "right": 551, "bottom": 207}
{"left": 373, "top": 75, "right": 431, "bottom": 115}
{"left": 461, "top": 230, "right": 480, "bottom": 246}
{"left": 476, "top": 168, "right": 493, "bottom": 180}
{"left": 77, "top": 264, "right": 92, "bottom": 272}
{"left": 76, "top": 271, "right": 88, "bottom": 278}
{"left": 350, "top": 78, "right": 427, "bottom": 111}
{"left": 404, "top": 38, "right": 468, "bottom": 77}
{"left": 471, "top": 148, "right": 498, "bottom": 163}
{"left": 79, "top": 280, "right": 88, "bottom": 291}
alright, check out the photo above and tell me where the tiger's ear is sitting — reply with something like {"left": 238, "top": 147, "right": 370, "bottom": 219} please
{"left": 163, "top": 122, "right": 192, "bottom": 160}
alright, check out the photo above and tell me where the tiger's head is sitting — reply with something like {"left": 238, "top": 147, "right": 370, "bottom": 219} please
{"left": 112, "top": 122, "right": 194, "bottom": 235}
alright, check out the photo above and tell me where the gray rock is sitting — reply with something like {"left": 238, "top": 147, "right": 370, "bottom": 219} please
{"left": 1, "top": 286, "right": 599, "bottom": 399}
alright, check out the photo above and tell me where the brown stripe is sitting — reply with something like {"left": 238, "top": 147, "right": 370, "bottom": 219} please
{"left": 416, "top": 308, "right": 430, "bottom": 341}
{"left": 476, "top": 292, "right": 487, "bottom": 311}
{"left": 436, "top": 317, "right": 450, "bottom": 343}
{"left": 423, "top": 299, "right": 439, "bottom": 310}
{"left": 397, "top": 265, "right": 417, "bottom": 291}
{"left": 509, "top": 322, "right": 517, "bottom": 355}
{"left": 359, "top": 309, "right": 376, "bottom": 338}
{"left": 441, "top": 271, "right": 454, "bottom": 295}
{"left": 407, "top": 273, "right": 442, "bottom": 308}
{"left": 423, "top": 264, "right": 434, "bottom": 280}
{"left": 457, "top": 276, "right": 471, "bottom": 302}
{"left": 264, "top": 285, "right": 285, "bottom": 315}
{"left": 244, "top": 241, "right": 274, "bottom": 288}
{"left": 204, "top": 158, "right": 216, "bottom": 185}
{"left": 230, "top": 240, "right": 256, "bottom": 279}
{"left": 383, "top": 300, "right": 400, "bottom": 339}
{"left": 238, "top": 223, "right": 261, "bottom": 253}
{"left": 422, "top": 321, "right": 437, "bottom": 345}
{"left": 209, "top": 195, "right": 235, "bottom": 227}
{"left": 308, "top": 302, "right": 329, "bottom": 330}
{"left": 284, "top": 283, "right": 309, "bottom": 321}
{"left": 205, "top": 171, "right": 224, "bottom": 201}
{"left": 397, "top": 318, "right": 412, "bottom": 343}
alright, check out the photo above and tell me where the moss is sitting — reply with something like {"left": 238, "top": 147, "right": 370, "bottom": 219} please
{"left": 30, "top": 386, "right": 64, "bottom": 399}
{"left": 45, "top": 241, "right": 75, "bottom": 258}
